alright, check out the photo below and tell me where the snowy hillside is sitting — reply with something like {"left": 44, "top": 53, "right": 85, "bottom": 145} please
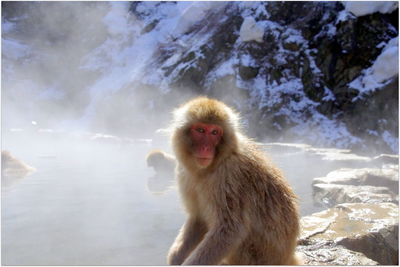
{"left": 2, "top": 1, "right": 398, "bottom": 153}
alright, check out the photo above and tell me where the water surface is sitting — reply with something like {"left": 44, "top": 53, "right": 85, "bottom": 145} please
{"left": 2, "top": 132, "right": 355, "bottom": 265}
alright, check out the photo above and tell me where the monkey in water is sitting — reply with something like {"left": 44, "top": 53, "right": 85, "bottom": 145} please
{"left": 146, "top": 150, "right": 177, "bottom": 194}
{"left": 167, "top": 97, "right": 300, "bottom": 265}
{"left": 146, "top": 150, "right": 176, "bottom": 175}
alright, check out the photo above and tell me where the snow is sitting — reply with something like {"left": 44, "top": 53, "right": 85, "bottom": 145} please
{"left": 336, "top": 10, "right": 355, "bottom": 24}
{"left": 255, "top": 4, "right": 270, "bottom": 19}
{"left": 213, "top": 58, "right": 236, "bottom": 77}
{"left": 349, "top": 36, "right": 398, "bottom": 96}
{"left": 369, "top": 37, "right": 399, "bottom": 83}
{"left": 382, "top": 131, "right": 399, "bottom": 153}
{"left": 2, "top": 20, "right": 16, "bottom": 33}
{"left": 173, "top": 2, "right": 226, "bottom": 37}
{"left": 293, "top": 113, "right": 364, "bottom": 149}
{"left": 103, "top": 2, "right": 133, "bottom": 36}
{"left": 344, "top": 1, "right": 398, "bottom": 17}
{"left": 283, "top": 28, "right": 306, "bottom": 46}
{"left": 239, "top": 17, "right": 264, "bottom": 43}
{"left": 2, "top": 38, "right": 30, "bottom": 60}
{"left": 322, "top": 87, "right": 335, "bottom": 101}
{"left": 239, "top": 54, "right": 258, "bottom": 67}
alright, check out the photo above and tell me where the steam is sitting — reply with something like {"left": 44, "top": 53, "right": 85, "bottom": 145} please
{"left": 2, "top": 2, "right": 174, "bottom": 138}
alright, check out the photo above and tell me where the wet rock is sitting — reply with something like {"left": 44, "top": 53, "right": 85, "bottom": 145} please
{"left": 338, "top": 224, "right": 399, "bottom": 265}
{"left": 313, "top": 183, "right": 396, "bottom": 206}
{"left": 300, "top": 203, "right": 399, "bottom": 265}
{"left": 1, "top": 151, "right": 36, "bottom": 187}
{"left": 313, "top": 167, "right": 399, "bottom": 194}
{"left": 297, "top": 241, "right": 378, "bottom": 265}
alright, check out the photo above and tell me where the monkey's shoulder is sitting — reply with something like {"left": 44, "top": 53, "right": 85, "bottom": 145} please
{"left": 223, "top": 147, "right": 282, "bottom": 179}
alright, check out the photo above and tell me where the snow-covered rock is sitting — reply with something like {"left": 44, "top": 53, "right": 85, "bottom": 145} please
{"left": 372, "top": 154, "right": 399, "bottom": 165}
{"left": 344, "top": 1, "right": 398, "bottom": 17}
{"left": 313, "top": 167, "right": 398, "bottom": 193}
{"left": 263, "top": 143, "right": 372, "bottom": 164}
{"left": 350, "top": 37, "right": 399, "bottom": 95}
{"left": 313, "top": 183, "right": 396, "bottom": 206}
{"left": 239, "top": 16, "right": 264, "bottom": 43}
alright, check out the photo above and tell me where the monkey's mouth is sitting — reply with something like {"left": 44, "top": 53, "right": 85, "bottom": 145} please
{"left": 196, "top": 157, "right": 213, "bottom": 167}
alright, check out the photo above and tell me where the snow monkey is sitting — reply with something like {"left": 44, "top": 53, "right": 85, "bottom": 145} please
{"left": 167, "top": 97, "right": 301, "bottom": 265}
{"left": 146, "top": 150, "right": 176, "bottom": 175}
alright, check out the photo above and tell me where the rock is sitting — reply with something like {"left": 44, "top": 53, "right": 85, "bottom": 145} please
{"left": 299, "top": 202, "right": 399, "bottom": 265}
{"left": 1, "top": 150, "right": 36, "bottom": 187}
{"left": 338, "top": 224, "right": 399, "bottom": 265}
{"left": 262, "top": 142, "right": 372, "bottom": 164}
{"left": 313, "top": 183, "right": 396, "bottom": 206}
{"left": 262, "top": 142, "right": 315, "bottom": 155}
{"left": 313, "top": 167, "right": 398, "bottom": 194}
{"left": 89, "top": 133, "right": 122, "bottom": 145}
{"left": 141, "top": 19, "right": 159, "bottom": 35}
{"left": 297, "top": 242, "right": 378, "bottom": 265}
{"left": 304, "top": 147, "right": 371, "bottom": 163}
{"left": 239, "top": 17, "right": 264, "bottom": 43}
{"left": 372, "top": 154, "right": 399, "bottom": 165}
{"left": 283, "top": 41, "right": 300, "bottom": 51}
{"left": 238, "top": 65, "right": 259, "bottom": 80}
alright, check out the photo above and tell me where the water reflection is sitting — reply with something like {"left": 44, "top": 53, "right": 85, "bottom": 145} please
{"left": 147, "top": 173, "right": 175, "bottom": 195}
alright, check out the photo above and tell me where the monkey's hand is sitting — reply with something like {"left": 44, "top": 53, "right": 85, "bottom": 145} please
{"left": 167, "top": 218, "right": 207, "bottom": 265}
{"left": 182, "top": 224, "right": 246, "bottom": 265}
{"left": 167, "top": 245, "right": 186, "bottom": 265}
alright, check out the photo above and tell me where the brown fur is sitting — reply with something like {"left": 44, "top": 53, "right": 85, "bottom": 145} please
{"left": 167, "top": 97, "right": 301, "bottom": 265}
{"left": 146, "top": 150, "right": 176, "bottom": 174}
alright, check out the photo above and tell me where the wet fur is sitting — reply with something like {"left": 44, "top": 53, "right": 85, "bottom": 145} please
{"left": 168, "top": 97, "right": 300, "bottom": 265}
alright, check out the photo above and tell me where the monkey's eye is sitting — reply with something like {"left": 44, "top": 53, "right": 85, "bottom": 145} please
{"left": 196, "top": 128, "right": 205, "bottom": 133}
{"left": 211, "top": 130, "right": 219, "bottom": 135}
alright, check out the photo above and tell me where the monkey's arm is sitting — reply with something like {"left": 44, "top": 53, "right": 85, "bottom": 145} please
{"left": 182, "top": 221, "right": 246, "bottom": 265}
{"left": 167, "top": 217, "right": 207, "bottom": 265}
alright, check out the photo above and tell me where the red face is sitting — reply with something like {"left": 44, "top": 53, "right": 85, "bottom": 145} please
{"left": 190, "top": 122, "right": 223, "bottom": 167}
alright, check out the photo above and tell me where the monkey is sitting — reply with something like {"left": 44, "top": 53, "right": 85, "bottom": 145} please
{"left": 166, "top": 97, "right": 301, "bottom": 265}
{"left": 146, "top": 150, "right": 176, "bottom": 174}
{"left": 146, "top": 150, "right": 177, "bottom": 194}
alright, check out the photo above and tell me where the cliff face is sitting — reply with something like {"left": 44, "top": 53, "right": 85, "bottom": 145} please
{"left": 2, "top": 2, "right": 398, "bottom": 154}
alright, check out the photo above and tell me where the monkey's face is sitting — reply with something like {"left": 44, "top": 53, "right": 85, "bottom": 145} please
{"left": 189, "top": 122, "right": 223, "bottom": 168}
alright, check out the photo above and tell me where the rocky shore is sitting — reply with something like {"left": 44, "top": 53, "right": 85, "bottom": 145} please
{"left": 263, "top": 143, "right": 400, "bottom": 265}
